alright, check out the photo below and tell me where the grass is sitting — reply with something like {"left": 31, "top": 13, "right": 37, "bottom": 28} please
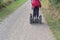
{"left": 41, "top": 0, "right": 60, "bottom": 40}
{"left": 0, "top": 0, "right": 26, "bottom": 22}
{"left": 41, "top": 8, "right": 60, "bottom": 40}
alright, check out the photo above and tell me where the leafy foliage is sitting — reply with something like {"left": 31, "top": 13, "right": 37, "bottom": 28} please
{"left": 49, "top": 0, "right": 60, "bottom": 7}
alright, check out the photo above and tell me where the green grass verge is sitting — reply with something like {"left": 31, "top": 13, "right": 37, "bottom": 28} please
{"left": 0, "top": 0, "right": 26, "bottom": 22}
{"left": 41, "top": 8, "right": 60, "bottom": 40}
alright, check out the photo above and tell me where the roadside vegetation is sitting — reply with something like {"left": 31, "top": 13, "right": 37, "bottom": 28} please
{"left": 0, "top": 0, "right": 26, "bottom": 22}
{"left": 41, "top": 0, "right": 60, "bottom": 40}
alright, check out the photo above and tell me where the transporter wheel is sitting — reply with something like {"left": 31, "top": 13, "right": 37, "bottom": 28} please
{"left": 39, "top": 15, "right": 42, "bottom": 24}
{"left": 30, "top": 14, "right": 33, "bottom": 24}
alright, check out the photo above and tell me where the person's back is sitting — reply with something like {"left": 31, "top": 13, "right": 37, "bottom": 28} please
{"left": 31, "top": 0, "right": 41, "bottom": 8}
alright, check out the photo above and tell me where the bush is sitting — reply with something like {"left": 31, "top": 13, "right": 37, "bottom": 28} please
{"left": 0, "top": 3, "right": 6, "bottom": 9}
{"left": 0, "top": 0, "right": 14, "bottom": 9}
{"left": 49, "top": 0, "right": 60, "bottom": 7}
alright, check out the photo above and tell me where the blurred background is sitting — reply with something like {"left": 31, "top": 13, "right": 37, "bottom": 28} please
{"left": 0, "top": 0, "right": 60, "bottom": 40}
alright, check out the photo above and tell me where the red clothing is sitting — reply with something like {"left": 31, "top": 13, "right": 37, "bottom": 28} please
{"left": 32, "top": 0, "right": 41, "bottom": 8}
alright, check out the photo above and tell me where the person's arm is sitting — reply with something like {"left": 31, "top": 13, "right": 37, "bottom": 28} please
{"left": 31, "top": 0, "right": 33, "bottom": 9}
{"left": 39, "top": 0, "right": 41, "bottom": 8}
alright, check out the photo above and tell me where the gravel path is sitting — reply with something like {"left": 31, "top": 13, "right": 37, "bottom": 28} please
{"left": 0, "top": 0, "right": 55, "bottom": 40}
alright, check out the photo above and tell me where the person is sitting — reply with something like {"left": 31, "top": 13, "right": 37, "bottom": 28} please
{"left": 31, "top": 0, "right": 41, "bottom": 19}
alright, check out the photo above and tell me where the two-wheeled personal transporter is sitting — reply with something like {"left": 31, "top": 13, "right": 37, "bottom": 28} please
{"left": 30, "top": 13, "right": 42, "bottom": 24}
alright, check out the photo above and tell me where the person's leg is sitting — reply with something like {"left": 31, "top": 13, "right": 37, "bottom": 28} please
{"left": 33, "top": 8, "right": 34, "bottom": 17}
{"left": 33, "top": 7, "right": 39, "bottom": 18}
{"left": 34, "top": 7, "right": 39, "bottom": 19}
{"left": 33, "top": 7, "right": 36, "bottom": 18}
{"left": 36, "top": 7, "right": 39, "bottom": 18}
